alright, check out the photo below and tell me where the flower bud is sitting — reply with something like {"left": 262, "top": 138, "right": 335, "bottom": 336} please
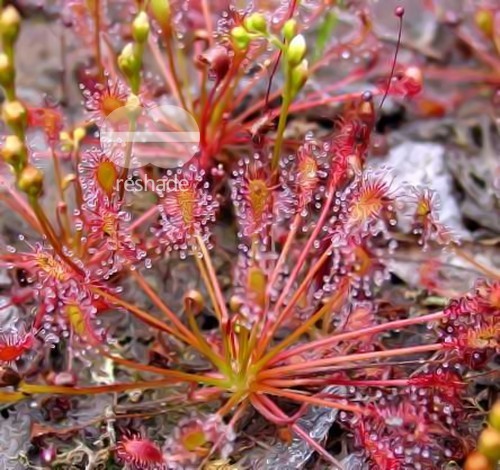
{"left": 489, "top": 401, "right": 500, "bottom": 432}
{"left": 475, "top": 9, "right": 494, "bottom": 37}
{"left": 118, "top": 43, "right": 141, "bottom": 78}
{"left": 2, "top": 100, "right": 27, "bottom": 135}
{"left": 0, "top": 52, "right": 15, "bottom": 87}
{"left": 150, "top": 0, "right": 171, "bottom": 29}
{"left": 197, "top": 45, "right": 230, "bottom": 81}
{"left": 60, "top": 131, "right": 71, "bottom": 150}
{"left": 404, "top": 65, "right": 423, "bottom": 96}
{"left": 282, "top": 19, "right": 297, "bottom": 42}
{"left": 73, "top": 126, "right": 86, "bottom": 146}
{"left": 464, "top": 451, "right": 494, "bottom": 470}
{"left": 287, "top": 34, "right": 307, "bottom": 67}
{"left": 184, "top": 290, "right": 204, "bottom": 315}
{"left": 229, "top": 295, "right": 243, "bottom": 313}
{"left": 132, "top": 11, "right": 150, "bottom": 43}
{"left": 0, "top": 6, "right": 21, "bottom": 44}
{"left": 17, "top": 165, "right": 44, "bottom": 197}
{"left": 290, "top": 59, "right": 308, "bottom": 98}
{"left": 244, "top": 12, "right": 267, "bottom": 34}
{"left": 478, "top": 427, "right": 500, "bottom": 461}
{"left": 231, "top": 26, "right": 250, "bottom": 51}
{"left": 1, "top": 134, "right": 26, "bottom": 167}
{"left": 62, "top": 173, "right": 77, "bottom": 191}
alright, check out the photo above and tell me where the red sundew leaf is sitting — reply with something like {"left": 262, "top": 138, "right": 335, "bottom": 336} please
{"left": 83, "top": 196, "right": 141, "bottom": 269}
{"left": 116, "top": 436, "right": 165, "bottom": 470}
{"left": 96, "top": 160, "right": 119, "bottom": 196}
{"left": 409, "top": 187, "right": 456, "bottom": 248}
{"left": 163, "top": 414, "right": 235, "bottom": 464}
{"left": 82, "top": 78, "right": 129, "bottom": 125}
{"left": 294, "top": 142, "right": 320, "bottom": 207}
{"left": 60, "top": 290, "right": 106, "bottom": 345}
{"left": 477, "top": 280, "right": 500, "bottom": 310}
{"left": 347, "top": 173, "right": 394, "bottom": 230}
{"left": 409, "top": 369, "right": 466, "bottom": 403}
{"left": 439, "top": 280, "right": 500, "bottom": 369}
{"left": 78, "top": 148, "right": 123, "bottom": 202}
{"left": 233, "top": 161, "right": 274, "bottom": 237}
{"left": 355, "top": 420, "right": 402, "bottom": 470}
{"left": 0, "top": 329, "right": 34, "bottom": 363}
{"left": 157, "top": 165, "right": 218, "bottom": 250}
{"left": 355, "top": 386, "right": 472, "bottom": 470}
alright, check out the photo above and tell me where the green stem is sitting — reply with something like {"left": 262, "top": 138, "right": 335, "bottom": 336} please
{"left": 89, "top": 285, "right": 190, "bottom": 342}
{"left": 18, "top": 375, "right": 221, "bottom": 397}
{"left": 271, "top": 63, "right": 292, "bottom": 172}
{"left": 185, "top": 305, "right": 230, "bottom": 376}
{"left": 92, "top": 0, "right": 103, "bottom": 80}
{"left": 100, "top": 349, "right": 227, "bottom": 387}
{"left": 51, "top": 147, "right": 71, "bottom": 240}
{"left": 164, "top": 35, "right": 188, "bottom": 110}
{"left": 118, "top": 117, "right": 137, "bottom": 199}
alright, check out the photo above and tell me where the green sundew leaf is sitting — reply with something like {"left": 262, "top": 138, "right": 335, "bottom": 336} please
{"left": 314, "top": 10, "right": 338, "bottom": 61}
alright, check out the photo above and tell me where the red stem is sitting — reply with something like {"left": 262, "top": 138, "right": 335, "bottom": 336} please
{"left": 262, "top": 378, "right": 409, "bottom": 388}
{"left": 269, "top": 310, "right": 445, "bottom": 365}
{"left": 256, "top": 384, "right": 364, "bottom": 415}
{"left": 259, "top": 343, "right": 444, "bottom": 379}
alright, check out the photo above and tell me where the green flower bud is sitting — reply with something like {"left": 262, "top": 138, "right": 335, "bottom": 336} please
{"left": 282, "top": 19, "right": 297, "bottom": 42}
{"left": 184, "top": 289, "right": 204, "bottom": 315}
{"left": 475, "top": 9, "right": 494, "bottom": 37}
{"left": 229, "top": 295, "right": 243, "bottom": 313}
{"left": 2, "top": 134, "right": 26, "bottom": 167}
{"left": 118, "top": 43, "right": 141, "bottom": 78}
{"left": 244, "top": 12, "right": 267, "bottom": 33}
{"left": 478, "top": 427, "right": 500, "bottom": 461}
{"left": 287, "top": 34, "right": 307, "bottom": 67}
{"left": 150, "top": 0, "right": 171, "bottom": 29}
{"left": 0, "top": 6, "right": 21, "bottom": 44}
{"left": 2, "top": 100, "right": 27, "bottom": 135}
{"left": 231, "top": 26, "right": 250, "bottom": 51}
{"left": 73, "top": 127, "right": 86, "bottom": 146}
{"left": 132, "top": 11, "right": 150, "bottom": 43}
{"left": 17, "top": 165, "right": 44, "bottom": 197}
{"left": 290, "top": 59, "right": 308, "bottom": 98}
{"left": 489, "top": 401, "right": 500, "bottom": 432}
{"left": 463, "top": 451, "right": 493, "bottom": 470}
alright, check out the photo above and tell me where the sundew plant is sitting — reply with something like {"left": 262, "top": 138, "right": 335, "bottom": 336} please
{"left": 0, "top": 0, "right": 499, "bottom": 469}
